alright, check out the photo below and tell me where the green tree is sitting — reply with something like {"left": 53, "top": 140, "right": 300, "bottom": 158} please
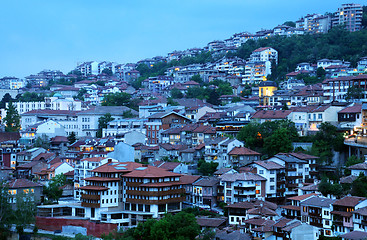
{"left": 0, "top": 93, "right": 13, "bottom": 108}
{"left": 283, "top": 21, "right": 296, "bottom": 27}
{"left": 34, "top": 134, "right": 50, "bottom": 149}
{"left": 237, "top": 122, "right": 263, "bottom": 149}
{"left": 345, "top": 86, "right": 364, "bottom": 101}
{"left": 207, "top": 89, "right": 220, "bottom": 106}
{"left": 4, "top": 101, "right": 20, "bottom": 132}
{"left": 13, "top": 192, "right": 37, "bottom": 236}
{"left": 43, "top": 174, "right": 67, "bottom": 203}
{"left": 67, "top": 132, "right": 77, "bottom": 144}
{"left": 170, "top": 88, "right": 184, "bottom": 99}
{"left": 316, "top": 67, "right": 326, "bottom": 79}
{"left": 123, "top": 110, "right": 135, "bottom": 118}
{"left": 351, "top": 174, "right": 367, "bottom": 197}
{"left": 74, "top": 88, "right": 88, "bottom": 101}
{"left": 191, "top": 74, "right": 203, "bottom": 85}
{"left": 101, "top": 68, "right": 113, "bottom": 76}
{"left": 311, "top": 123, "right": 344, "bottom": 165}
{"left": 0, "top": 183, "right": 12, "bottom": 240}
{"left": 264, "top": 128, "right": 293, "bottom": 156}
{"left": 97, "top": 113, "right": 114, "bottom": 138}
{"left": 102, "top": 92, "right": 131, "bottom": 106}
{"left": 197, "top": 159, "right": 218, "bottom": 176}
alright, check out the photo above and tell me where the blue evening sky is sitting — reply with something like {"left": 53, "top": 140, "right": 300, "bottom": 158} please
{"left": 0, "top": 0, "right": 365, "bottom": 78}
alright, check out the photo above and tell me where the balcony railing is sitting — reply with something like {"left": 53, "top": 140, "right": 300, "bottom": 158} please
{"left": 81, "top": 194, "right": 100, "bottom": 201}
{"left": 126, "top": 188, "right": 185, "bottom": 197}
{"left": 126, "top": 196, "right": 185, "bottom": 205}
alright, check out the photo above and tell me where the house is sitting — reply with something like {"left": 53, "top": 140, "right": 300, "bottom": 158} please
{"left": 353, "top": 206, "right": 367, "bottom": 232}
{"left": 6, "top": 178, "right": 43, "bottom": 207}
{"left": 218, "top": 172, "right": 266, "bottom": 204}
{"left": 35, "top": 162, "right": 74, "bottom": 181}
{"left": 300, "top": 195, "right": 336, "bottom": 236}
{"left": 251, "top": 160, "right": 285, "bottom": 200}
{"left": 16, "top": 160, "right": 48, "bottom": 179}
{"left": 251, "top": 110, "right": 293, "bottom": 124}
{"left": 228, "top": 147, "right": 261, "bottom": 168}
{"left": 348, "top": 160, "right": 367, "bottom": 176}
{"left": 180, "top": 175, "right": 202, "bottom": 203}
{"left": 196, "top": 217, "right": 227, "bottom": 230}
{"left": 192, "top": 177, "right": 219, "bottom": 208}
{"left": 338, "top": 104, "right": 362, "bottom": 134}
{"left": 332, "top": 196, "right": 367, "bottom": 235}
{"left": 281, "top": 193, "right": 318, "bottom": 220}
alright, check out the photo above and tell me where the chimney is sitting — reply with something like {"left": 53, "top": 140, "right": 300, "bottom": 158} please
{"left": 107, "top": 158, "right": 112, "bottom": 163}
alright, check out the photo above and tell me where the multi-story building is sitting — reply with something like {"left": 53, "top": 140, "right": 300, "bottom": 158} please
{"left": 332, "top": 196, "right": 367, "bottom": 235}
{"left": 103, "top": 118, "right": 147, "bottom": 138}
{"left": 353, "top": 206, "right": 367, "bottom": 232}
{"left": 332, "top": 3, "right": 363, "bottom": 32}
{"left": 204, "top": 138, "right": 244, "bottom": 168}
{"left": 218, "top": 172, "right": 266, "bottom": 204}
{"left": 296, "top": 14, "right": 331, "bottom": 34}
{"left": 300, "top": 195, "right": 336, "bottom": 237}
{"left": 228, "top": 147, "right": 261, "bottom": 168}
{"left": 242, "top": 61, "right": 272, "bottom": 84}
{"left": 192, "top": 177, "right": 219, "bottom": 208}
{"left": 251, "top": 160, "right": 285, "bottom": 200}
{"left": 249, "top": 47, "right": 278, "bottom": 64}
{"left": 79, "top": 161, "right": 185, "bottom": 226}
{"left": 74, "top": 157, "right": 118, "bottom": 199}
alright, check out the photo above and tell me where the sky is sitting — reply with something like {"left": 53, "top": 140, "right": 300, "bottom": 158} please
{"left": 0, "top": 0, "right": 365, "bottom": 78}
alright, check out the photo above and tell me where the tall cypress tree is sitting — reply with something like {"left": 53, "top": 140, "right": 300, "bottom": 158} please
{"left": 4, "top": 101, "right": 20, "bottom": 132}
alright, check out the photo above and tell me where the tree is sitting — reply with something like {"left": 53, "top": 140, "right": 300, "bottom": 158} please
{"left": 102, "top": 92, "right": 131, "bottom": 106}
{"left": 316, "top": 67, "right": 326, "bottom": 79}
{"left": 97, "top": 113, "right": 114, "bottom": 138}
{"left": 102, "top": 68, "right": 113, "bottom": 76}
{"left": 318, "top": 178, "right": 344, "bottom": 198}
{"left": 264, "top": 128, "right": 293, "bottom": 156}
{"left": 74, "top": 88, "right": 88, "bottom": 101}
{"left": 4, "top": 101, "right": 20, "bottom": 132}
{"left": 345, "top": 86, "right": 364, "bottom": 101}
{"left": 351, "top": 174, "right": 367, "bottom": 197}
{"left": 13, "top": 192, "right": 37, "bottom": 235}
{"left": 123, "top": 110, "right": 135, "bottom": 118}
{"left": 34, "top": 134, "right": 50, "bottom": 149}
{"left": 0, "top": 93, "right": 13, "bottom": 108}
{"left": 43, "top": 174, "right": 67, "bottom": 203}
{"left": 170, "top": 88, "right": 183, "bottom": 99}
{"left": 311, "top": 123, "right": 344, "bottom": 165}
{"left": 0, "top": 182, "right": 12, "bottom": 240}
{"left": 67, "top": 132, "right": 77, "bottom": 144}
{"left": 237, "top": 122, "right": 263, "bottom": 149}
{"left": 207, "top": 89, "right": 220, "bottom": 106}
{"left": 344, "top": 156, "right": 364, "bottom": 175}
{"left": 198, "top": 159, "right": 218, "bottom": 176}
{"left": 191, "top": 74, "right": 203, "bottom": 85}
{"left": 283, "top": 21, "right": 296, "bottom": 27}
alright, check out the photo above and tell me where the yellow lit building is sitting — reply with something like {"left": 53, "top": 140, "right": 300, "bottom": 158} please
{"left": 259, "top": 81, "right": 277, "bottom": 106}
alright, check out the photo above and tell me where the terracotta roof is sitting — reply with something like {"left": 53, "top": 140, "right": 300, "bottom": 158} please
{"left": 288, "top": 152, "right": 318, "bottom": 160}
{"left": 340, "top": 175, "right": 358, "bottom": 184}
{"left": 64, "top": 170, "right": 74, "bottom": 176}
{"left": 247, "top": 206, "right": 278, "bottom": 216}
{"left": 122, "top": 165, "right": 181, "bottom": 178}
{"left": 333, "top": 196, "right": 366, "bottom": 207}
{"left": 288, "top": 193, "right": 318, "bottom": 201}
{"left": 273, "top": 218, "right": 293, "bottom": 228}
{"left": 253, "top": 160, "right": 284, "bottom": 170}
{"left": 7, "top": 179, "right": 43, "bottom": 188}
{"left": 196, "top": 217, "right": 227, "bottom": 228}
{"left": 180, "top": 175, "right": 201, "bottom": 185}
{"left": 340, "top": 231, "right": 367, "bottom": 240}
{"left": 331, "top": 210, "right": 353, "bottom": 218}
{"left": 78, "top": 185, "right": 109, "bottom": 191}
{"left": 0, "top": 132, "right": 20, "bottom": 143}
{"left": 281, "top": 221, "right": 302, "bottom": 231}
{"left": 251, "top": 110, "right": 292, "bottom": 119}
{"left": 33, "top": 152, "right": 56, "bottom": 161}
{"left": 253, "top": 47, "right": 271, "bottom": 53}
{"left": 228, "top": 147, "right": 261, "bottom": 156}
{"left": 214, "top": 168, "right": 235, "bottom": 175}
{"left": 82, "top": 157, "right": 106, "bottom": 162}
{"left": 227, "top": 199, "right": 277, "bottom": 210}
{"left": 51, "top": 136, "right": 68, "bottom": 143}
{"left": 195, "top": 143, "right": 205, "bottom": 150}
{"left": 157, "top": 162, "right": 181, "bottom": 171}
{"left": 339, "top": 104, "right": 362, "bottom": 114}
{"left": 84, "top": 177, "right": 120, "bottom": 182}
{"left": 281, "top": 205, "right": 301, "bottom": 211}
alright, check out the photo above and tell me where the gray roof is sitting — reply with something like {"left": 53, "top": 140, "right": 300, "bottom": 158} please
{"left": 340, "top": 231, "right": 367, "bottom": 240}
{"left": 348, "top": 162, "right": 367, "bottom": 170}
{"left": 274, "top": 154, "right": 307, "bottom": 163}
{"left": 215, "top": 230, "right": 251, "bottom": 240}
{"left": 193, "top": 177, "right": 219, "bottom": 187}
{"left": 78, "top": 106, "right": 138, "bottom": 116}
{"left": 300, "top": 196, "right": 336, "bottom": 208}
{"left": 219, "top": 172, "right": 266, "bottom": 182}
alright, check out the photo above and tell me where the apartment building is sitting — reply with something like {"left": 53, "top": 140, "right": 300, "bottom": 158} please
{"left": 228, "top": 147, "right": 261, "bottom": 168}
{"left": 204, "top": 137, "right": 244, "bottom": 168}
{"left": 300, "top": 196, "right": 336, "bottom": 237}
{"left": 332, "top": 196, "right": 367, "bottom": 235}
{"left": 103, "top": 118, "right": 147, "bottom": 138}
{"left": 251, "top": 160, "right": 286, "bottom": 199}
{"left": 332, "top": 3, "right": 363, "bottom": 32}
{"left": 74, "top": 157, "right": 118, "bottom": 199}
{"left": 192, "top": 177, "right": 219, "bottom": 208}
{"left": 242, "top": 61, "right": 272, "bottom": 84}
{"left": 296, "top": 14, "right": 331, "bottom": 34}
{"left": 249, "top": 47, "right": 278, "bottom": 64}
{"left": 218, "top": 172, "right": 266, "bottom": 204}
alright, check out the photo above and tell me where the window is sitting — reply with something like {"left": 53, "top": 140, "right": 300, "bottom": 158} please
{"left": 255, "top": 190, "right": 260, "bottom": 194}
{"left": 270, "top": 185, "right": 275, "bottom": 190}
{"left": 270, "top": 170, "right": 275, "bottom": 174}
{"left": 324, "top": 210, "right": 329, "bottom": 216}
{"left": 325, "top": 220, "right": 330, "bottom": 226}
{"left": 270, "top": 178, "right": 275, "bottom": 182}
{"left": 259, "top": 170, "right": 264, "bottom": 174}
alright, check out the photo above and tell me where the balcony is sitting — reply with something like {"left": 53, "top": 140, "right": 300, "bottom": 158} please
{"left": 286, "top": 168, "right": 297, "bottom": 172}
{"left": 81, "top": 194, "right": 100, "bottom": 201}
{"left": 126, "top": 188, "right": 185, "bottom": 197}
{"left": 310, "top": 221, "right": 323, "bottom": 228}
{"left": 126, "top": 196, "right": 186, "bottom": 205}
{"left": 126, "top": 182, "right": 143, "bottom": 187}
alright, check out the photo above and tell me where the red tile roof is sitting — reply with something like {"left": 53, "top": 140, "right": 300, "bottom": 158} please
{"left": 7, "top": 179, "right": 43, "bottom": 188}
{"left": 180, "top": 175, "right": 201, "bottom": 185}
{"left": 78, "top": 186, "right": 109, "bottom": 191}
{"left": 333, "top": 196, "right": 366, "bottom": 207}
{"left": 253, "top": 160, "right": 284, "bottom": 170}
{"left": 251, "top": 110, "right": 292, "bottom": 119}
{"left": 288, "top": 193, "right": 318, "bottom": 201}
{"left": 229, "top": 147, "right": 261, "bottom": 156}
{"left": 339, "top": 104, "right": 362, "bottom": 114}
